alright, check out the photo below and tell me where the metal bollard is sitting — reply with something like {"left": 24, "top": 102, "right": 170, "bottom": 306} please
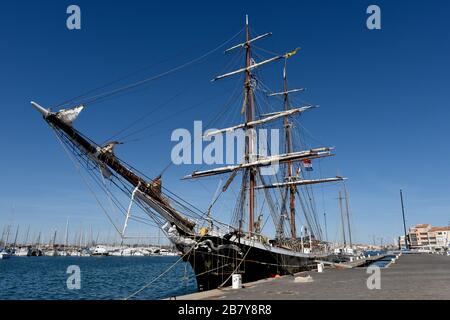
{"left": 232, "top": 274, "right": 242, "bottom": 289}
{"left": 317, "top": 263, "right": 324, "bottom": 273}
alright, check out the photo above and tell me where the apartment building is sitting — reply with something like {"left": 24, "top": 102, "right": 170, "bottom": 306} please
{"left": 407, "top": 224, "right": 450, "bottom": 250}
{"left": 430, "top": 226, "right": 450, "bottom": 247}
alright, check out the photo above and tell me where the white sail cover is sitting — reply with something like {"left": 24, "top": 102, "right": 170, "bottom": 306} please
{"left": 255, "top": 177, "right": 345, "bottom": 189}
{"left": 204, "top": 106, "right": 316, "bottom": 137}
{"left": 56, "top": 105, "right": 84, "bottom": 125}
{"left": 183, "top": 147, "right": 333, "bottom": 179}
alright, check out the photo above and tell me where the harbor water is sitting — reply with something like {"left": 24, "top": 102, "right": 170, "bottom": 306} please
{"left": 0, "top": 256, "right": 197, "bottom": 300}
{"left": 368, "top": 255, "right": 397, "bottom": 268}
{"left": 363, "top": 250, "right": 397, "bottom": 268}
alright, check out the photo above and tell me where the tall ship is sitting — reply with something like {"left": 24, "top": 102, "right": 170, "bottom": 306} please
{"left": 32, "top": 16, "right": 345, "bottom": 292}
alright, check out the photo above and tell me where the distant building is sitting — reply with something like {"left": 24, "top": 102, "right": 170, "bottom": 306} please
{"left": 406, "top": 224, "right": 450, "bottom": 251}
{"left": 399, "top": 235, "right": 407, "bottom": 250}
{"left": 409, "top": 224, "right": 432, "bottom": 247}
{"left": 430, "top": 227, "right": 450, "bottom": 248}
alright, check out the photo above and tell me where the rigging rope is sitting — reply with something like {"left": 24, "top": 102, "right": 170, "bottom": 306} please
{"left": 53, "top": 128, "right": 123, "bottom": 235}
{"left": 157, "top": 75, "right": 244, "bottom": 177}
{"left": 124, "top": 232, "right": 212, "bottom": 300}
{"left": 52, "top": 51, "right": 187, "bottom": 109}
{"left": 124, "top": 252, "right": 188, "bottom": 300}
{"left": 102, "top": 91, "right": 183, "bottom": 144}
{"left": 55, "top": 127, "right": 162, "bottom": 229}
{"left": 217, "top": 243, "right": 253, "bottom": 289}
{"left": 62, "top": 27, "right": 245, "bottom": 108}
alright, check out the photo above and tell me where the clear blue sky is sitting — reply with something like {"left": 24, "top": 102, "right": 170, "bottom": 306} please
{"left": 1, "top": 0, "right": 449, "bottom": 245}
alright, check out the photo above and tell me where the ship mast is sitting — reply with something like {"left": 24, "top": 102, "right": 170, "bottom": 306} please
{"left": 338, "top": 190, "right": 347, "bottom": 247}
{"left": 244, "top": 15, "right": 256, "bottom": 235}
{"left": 344, "top": 187, "right": 353, "bottom": 248}
{"left": 183, "top": 16, "right": 345, "bottom": 240}
{"left": 282, "top": 61, "right": 296, "bottom": 239}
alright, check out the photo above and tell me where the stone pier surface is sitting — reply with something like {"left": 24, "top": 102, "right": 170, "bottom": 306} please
{"left": 175, "top": 254, "right": 450, "bottom": 300}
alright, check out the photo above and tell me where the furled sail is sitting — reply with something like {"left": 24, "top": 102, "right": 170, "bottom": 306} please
{"left": 56, "top": 105, "right": 84, "bottom": 125}
{"left": 183, "top": 147, "right": 334, "bottom": 179}
{"left": 267, "top": 88, "right": 305, "bottom": 97}
{"left": 204, "top": 106, "right": 317, "bottom": 137}
{"left": 255, "top": 177, "right": 345, "bottom": 189}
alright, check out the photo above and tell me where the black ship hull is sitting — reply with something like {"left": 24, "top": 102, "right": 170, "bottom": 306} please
{"left": 177, "top": 235, "right": 334, "bottom": 292}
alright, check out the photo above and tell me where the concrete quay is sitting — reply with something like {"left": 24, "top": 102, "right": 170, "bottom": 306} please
{"left": 175, "top": 253, "right": 450, "bottom": 300}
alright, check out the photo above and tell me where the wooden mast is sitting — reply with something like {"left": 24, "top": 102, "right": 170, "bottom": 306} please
{"left": 338, "top": 190, "right": 347, "bottom": 247}
{"left": 344, "top": 187, "right": 353, "bottom": 248}
{"left": 178, "top": 17, "right": 344, "bottom": 239}
{"left": 245, "top": 15, "right": 256, "bottom": 235}
{"left": 283, "top": 61, "right": 297, "bottom": 239}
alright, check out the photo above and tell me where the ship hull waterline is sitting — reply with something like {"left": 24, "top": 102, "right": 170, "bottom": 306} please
{"left": 172, "top": 234, "right": 338, "bottom": 292}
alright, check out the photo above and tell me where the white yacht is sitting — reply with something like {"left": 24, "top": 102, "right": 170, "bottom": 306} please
{"left": 57, "top": 250, "right": 68, "bottom": 256}
{"left": 133, "top": 250, "right": 146, "bottom": 256}
{"left": 14, "top": 247, "right": 31, "bottom": 257}
{"left": 120, "top": 248, "right": 134, "bottom": 256}
{"left": 43, "top": 249, "right": 57, "bottom": 256}
{"left": 0, "top": 249, "right": 11, "bottom": 259}
{"left": 92, "top": 246, "right": 108, "bottom": 256}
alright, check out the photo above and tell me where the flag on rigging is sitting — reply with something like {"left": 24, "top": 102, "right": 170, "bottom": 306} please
{"left": 303, "top": 159, "right": 313, "bottom": 171}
